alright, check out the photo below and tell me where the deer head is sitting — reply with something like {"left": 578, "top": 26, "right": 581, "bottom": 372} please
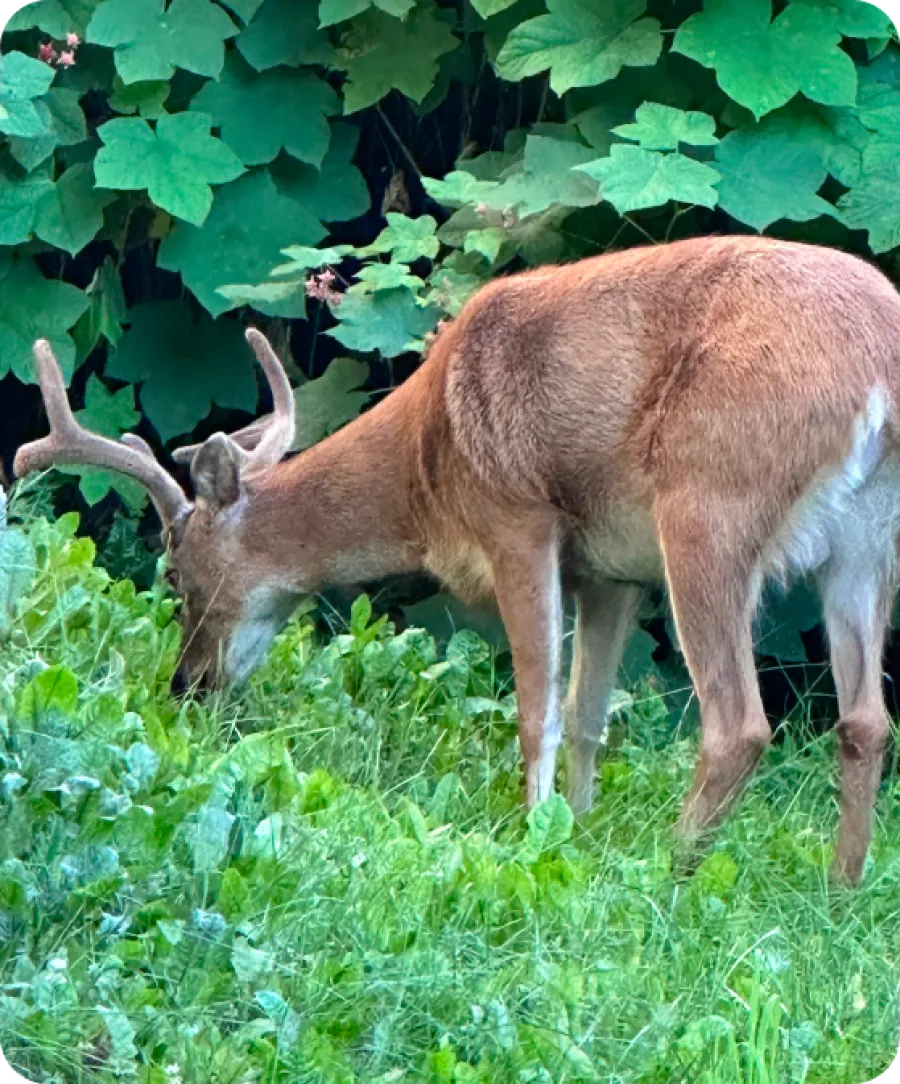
{"left": 14, "top": 330, "right": 301, "bottom": 689}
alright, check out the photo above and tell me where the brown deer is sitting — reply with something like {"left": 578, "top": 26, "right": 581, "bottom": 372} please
{"left": 14, "top": 235, "right": 900, "bottom": 884}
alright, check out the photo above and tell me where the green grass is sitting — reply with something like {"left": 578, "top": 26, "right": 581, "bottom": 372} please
{"left": 0, "top": 514, "right": 898, "bottom": 1083}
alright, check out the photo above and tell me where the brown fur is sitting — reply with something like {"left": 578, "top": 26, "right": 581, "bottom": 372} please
{"left": 19, "top": 235, "right": 900, "bottom": 884}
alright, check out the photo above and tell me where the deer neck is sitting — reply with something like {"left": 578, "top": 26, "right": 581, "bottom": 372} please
{"left": 240, "top": 385, "right": 428, "bottom": 591}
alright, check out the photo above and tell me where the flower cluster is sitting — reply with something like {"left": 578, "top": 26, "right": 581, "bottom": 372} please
{"left": 305, "top": 268, "right": 344, "bottom": 307}
{"left": 39, "top": 31, "right": 80, "bottom": 68}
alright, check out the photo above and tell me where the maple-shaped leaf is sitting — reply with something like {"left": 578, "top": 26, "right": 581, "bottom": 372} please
{"left": 358, "top": 214, "right": 440, "bottom": 262}
{"left": 237, "top": 0, "right": 334, "bottom": 70}
{"left": 94, "top": 112, "right": 245, "bottom": 226}
{"left": 159, "top": 169, "right": 326, "bottom": 317}
{"left": 86, "top": 0, "right": 238, "bottom": 84}
{"left": 108, "top": 78, "right": 170, "bottom": 120}
{"left": 0, "top": 252, "right": 88, "bottom": 384}
{"left": 269, "top": 123, "right": 371, "bottom": 223}
{"left": 319, "top": 0, "right": 414, "bottom": 26}
{"left": 715, "top": 124, "right": 834, "bottom": 231}
{"left": 577, "top": 144, "right": 720, "bottom": 213}
{"left": 837, "top": 138, "right": 900, "bottom": 252}
{"left": 495, "top": 0, "right": 662, "bottom": 96}
{"left": 106, "top": 302, "right": 258, "bottom": 442}
{"left": 326, "top": 288, "right": 439, "bottom": 358}
{"left": 338, "top": 6, "right": 459, "bottom": 114}
{"left": 191, "top": 53, "right": 339, "bottom": 168}
{"left": 8, "top": 88, "right": 88, "bottom": 172}
{"left": 293, "top": 357, "right": 371, "bottom": 450}
{"left": 613, "top": 102, "right": 719, "bottom": 151}
{"left": 7, "top": 0, "right": 99, "bottom": 36}
{"left": 792, "top": 0, "right": 891, "bottom": 38}
{"left": 27, "top": 163, "right": 114, "bottom": 256}
{"left": 482, "top": 134, "right": 601, "bottom": 218}
{"left": 58, "top": 376, "right": 146, "bottom": 512}
{"left": 674, "top": 0, "right": 857, "bottom": 119}
{"left": 0, "top": 52, "right": 55, "bottom": 140}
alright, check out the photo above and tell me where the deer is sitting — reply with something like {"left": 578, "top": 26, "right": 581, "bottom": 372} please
{"left": 13, "top": 234, "right": 900, "bottom": 884}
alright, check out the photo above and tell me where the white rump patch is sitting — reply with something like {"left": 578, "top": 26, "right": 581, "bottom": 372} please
{"left": 772, "top": 385, "right": 891, "bottom": 579}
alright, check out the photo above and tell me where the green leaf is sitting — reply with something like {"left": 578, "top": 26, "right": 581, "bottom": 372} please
{"left": 72, "top": 257, "right": 127, "bottom": 357}
{"left": 86, "top": 0, "right": 238, "bottom": 84}
{"left": 750, "top": 101, "right": 869, "bottom": 187}
{"left": 108, "top": 78, "right": 170, "bottom": 119}
{"left": 237, "top": 0, "right": 334, "bottom": 70}
{"left": 6, "top": 0, "right": 99, "bottom": 36}
{"left": 613, "top": 102, "right": 719, "bottom": 150}
{"left": 837, "top": 138, "right": 900, "bottom": 252}
{"left": 326, "top": 288, "right": 439, "bottom": 358}
{"left": 293, "top": 357, "right": 371, "bottom": 450}
{"left": 495, "top": 0, "right": 662, "bottom": 96}
{"left": 0, "top": 52, "right": 56, "bottom": 140}
{"left": 0, "top": 253, "right": 88, "bottom": 384}
{"left": 339, "top": 6, "right": 459, "bottom": 114}
{"left": 8, "top": 88, "right": 88, "bottom": 172}
{"left": 269, "top": 123, "right": 370, "bottom": 223}
{"left": 792, "top": 0, "right": 891, "bottom": 38}
{"left": 57, "top": 376, "right": 146, "bottom": 511}
{"left": 526, "top": 794, "right": 574, "bottom": 852}
{"left": 351, "top": 263, "right": 424, "bottom": 293}
{"left": 0, "top": 167, "right": 53, "bottom": 246}
{"left": 106, "top": 302, "right": 258, "bottom": 441}
{"left": 319, "top": 0, "right": 414, "bottom": 26}
{"left": 577, "top": 144, "right": 720, "bottom": 213}
{"left": 463, "top": 226, "right": 506, "bottom": 263}
{"left": 191, "top": 53, "right": 339, "bottom": 168}
{"left": 358, "top": 213, "right": 439, "bottom": 262}
{"left": 219, "top": 0, "right": 265, "bottom": 21}
{"left": 715, "top": 124, "right": 834, "bottom": 231}
{"left": 159, "top": 169, "right": 326, "bottom": 317}
{"left": 94, "top": 112, "right": 245, "bottom": 226}
{"left": 674, "top": 0, "right": 857, "bottom": 119}
{"left": 19, "top": 664, "right": 78, "bottom": 723}
{"left": 422, "top": 170, "right": 500, "bottom": 207}
{"left": 33, "top": 163, "right": 115, "bottom": 256}
{"left": 469, "top": 0, "right": 519, "bottom": 16}
{"left": 255, "top": 990, "right": 301, "bottom": 1050}
{"left": 484, "top": 134, "right": 601, "bottom": 218}
{"left": 273, "top": 244, "right": 350, "bottom": 273}
{"left": 0, "top": 526, "right": 36, "bottom": 633}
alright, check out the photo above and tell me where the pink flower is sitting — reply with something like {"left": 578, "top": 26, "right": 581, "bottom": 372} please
{"left": 57, "top": 50, "right": 76, "bottom": 67}
{"left": 66, "top": 31, "right": 80, "bottom": 47}
{"left": 305, "top": 268, "right": 343, "bottom": 307}
{"left": 38, "top": 42, "right": 57, "bottom": 64}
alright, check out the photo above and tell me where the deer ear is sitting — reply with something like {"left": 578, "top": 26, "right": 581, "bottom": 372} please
{"left": 191, "top": 433, "right": 242, "bottom": 513}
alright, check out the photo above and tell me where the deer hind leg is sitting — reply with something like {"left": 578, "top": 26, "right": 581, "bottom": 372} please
{"left": 564, "top": 580, "right": 642, "bottom": 816}
{"left": 489, "top": 516, "right": 565, "bottom": 807}
{"left": 657, "top": 494, "right": 771, "bottom": 842}
{"left": 818, "top": 503, "right": 896, "bottom": 884}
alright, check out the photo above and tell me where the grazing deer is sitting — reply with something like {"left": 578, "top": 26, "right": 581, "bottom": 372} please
{"left": 14, "top": 235, "right": 900, "bottom": 884}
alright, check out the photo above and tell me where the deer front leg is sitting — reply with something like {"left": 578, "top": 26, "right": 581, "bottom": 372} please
{"left": 489, "top": 520, "right": 564, "bottom": 807}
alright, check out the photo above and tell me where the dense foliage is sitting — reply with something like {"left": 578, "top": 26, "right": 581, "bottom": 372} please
{"left": 2, "top": 0, "right": 900, "bottom": 665}
{"left": 0, "top": 503, "right": 897, "bottom": 1082}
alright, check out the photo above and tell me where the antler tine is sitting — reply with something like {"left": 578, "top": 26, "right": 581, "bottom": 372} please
{"left": 14, "top": 340, "right": 190, "bottom": 527}
{"left": 243, "top": 328, "right": 296, "bottom": 471}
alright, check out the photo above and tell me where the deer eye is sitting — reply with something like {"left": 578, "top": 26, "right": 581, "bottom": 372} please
{"left": 164, "top": 568, "right": 180, "bottom": 591}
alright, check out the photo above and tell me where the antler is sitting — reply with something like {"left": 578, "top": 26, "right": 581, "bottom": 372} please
{"left": 13, "top": 340, "right": 191, "bottom": 526}
{"left": 172, "top": 329, "right": 296, "bottom": 472}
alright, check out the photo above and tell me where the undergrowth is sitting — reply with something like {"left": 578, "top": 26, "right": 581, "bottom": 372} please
{"left": 0, "top": 513, "right": 897, "bottom": 1083}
